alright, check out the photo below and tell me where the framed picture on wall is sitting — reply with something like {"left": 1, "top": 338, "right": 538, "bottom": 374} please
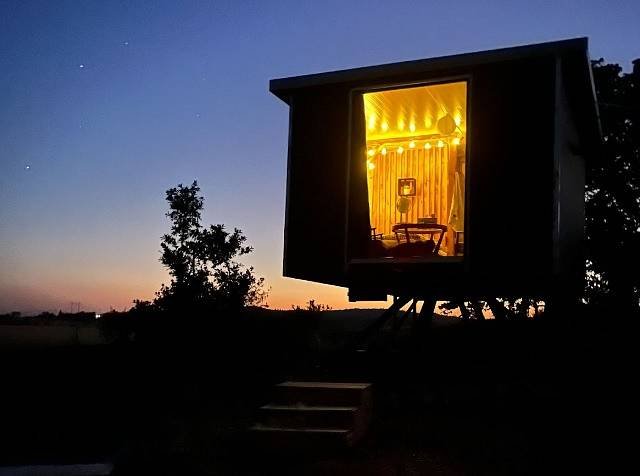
{"left": 397, "top": 178, "right": 416, "bottom": 196}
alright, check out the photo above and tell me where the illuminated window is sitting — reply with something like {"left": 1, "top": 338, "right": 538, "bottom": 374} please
{"left": 364, "top": 81, "right": 466, "bottom": 258}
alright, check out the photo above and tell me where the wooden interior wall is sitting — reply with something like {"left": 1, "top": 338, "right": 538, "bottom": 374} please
{"left": 367, "top": 144, "right": 462, "bottom": 246}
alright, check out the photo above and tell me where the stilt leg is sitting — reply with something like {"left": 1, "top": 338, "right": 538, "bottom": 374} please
{"left": 392, "top": 299, "right": 416, "bottom": 332}
{"left": 486, "top": 298, "right": 508, "bottom": 321}
{"left": 418, "top": 298, "right": 437, "bottom": 322}
{"left": 471, "top": 301, "right": 485, "bottom": 320}
{"left": 352, "top": 296, "right": 411, "bottom": 350}
{"left": 458, "top": 300, "right": 471, "bottom": 320}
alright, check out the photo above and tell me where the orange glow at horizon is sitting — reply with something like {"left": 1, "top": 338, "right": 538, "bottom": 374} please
{"left": 0, "top": 255, "right": 389, "bottom": 314}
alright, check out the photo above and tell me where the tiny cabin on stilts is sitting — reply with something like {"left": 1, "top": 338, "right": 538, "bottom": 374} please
{"left": 270, "top": 38, "right": 600, "bottom": 308}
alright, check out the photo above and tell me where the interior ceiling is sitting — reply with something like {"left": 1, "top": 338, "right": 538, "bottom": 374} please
{"left": 363, "top": 81, "right": 467, "bottom": 141}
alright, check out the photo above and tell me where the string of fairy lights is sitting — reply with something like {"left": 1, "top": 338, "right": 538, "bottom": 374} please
{"left": 366, "top": 136, "right": 463, "bottom": 170}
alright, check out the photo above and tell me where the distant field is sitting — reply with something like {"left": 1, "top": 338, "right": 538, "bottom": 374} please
{"left": 0, "top": 322, "right": 108, "bottom": 349}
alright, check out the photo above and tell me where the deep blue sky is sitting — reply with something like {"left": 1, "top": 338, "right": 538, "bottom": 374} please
{"left": 1, "top": 0, "right": 639, "bottom": 313}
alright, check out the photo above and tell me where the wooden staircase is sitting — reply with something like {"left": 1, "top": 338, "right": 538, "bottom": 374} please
{"left": 250, "top": 381, "right": 372, "bottom": 449}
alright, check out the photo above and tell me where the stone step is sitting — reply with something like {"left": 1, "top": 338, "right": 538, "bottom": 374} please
{"left": 273, "top": 381, "right": 372, "bottom": 407}
{"left": 249, "top": 425, "right": 354, "bottom": 448}
{"left": 258, "top": 404, "right": 359, "bottom": 429}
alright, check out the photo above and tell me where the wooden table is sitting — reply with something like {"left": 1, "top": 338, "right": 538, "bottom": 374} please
{"left": 391, "top": 223, "right": 448, "bottom": 253}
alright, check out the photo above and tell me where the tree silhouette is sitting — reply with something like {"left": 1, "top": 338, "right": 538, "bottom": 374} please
{"left": 587, "top": 59, "right": 640, "bottom": 311}
{"left": 154, "top": 181, "right": 266, "bottom": 313}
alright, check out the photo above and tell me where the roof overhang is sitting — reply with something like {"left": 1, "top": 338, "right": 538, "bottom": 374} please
{"left": 269, "top": 36, "right": 601, "bottom": 146}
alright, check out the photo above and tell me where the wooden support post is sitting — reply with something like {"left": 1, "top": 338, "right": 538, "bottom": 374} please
{"left": 486, "top": 298, "right": 508, "bottom": 321}
{"left": 458, "top": 300, "right": 471, "bottom": 320}
{"left": 392, "top": 299, "right": 416, "bottom": 332}
{"left": 418, "top": 298, "right": 437, "bottom": 322}
{"left": 352, "top": 296, "right": 411, "bottom": 350}
{"left": 413, "top": 298, "right": 436, "bottom": 336}
{"left": 471, "top": 301, "right": 485, "bottom": 320}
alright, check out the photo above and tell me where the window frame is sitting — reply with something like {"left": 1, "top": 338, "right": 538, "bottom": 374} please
{"left": 346, "top": 76, "right": 473, "bottom": 265}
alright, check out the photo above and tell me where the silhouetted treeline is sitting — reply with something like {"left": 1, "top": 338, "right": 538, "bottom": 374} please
{"left": 587, "top": 58, "right": 640, "bottom": 312}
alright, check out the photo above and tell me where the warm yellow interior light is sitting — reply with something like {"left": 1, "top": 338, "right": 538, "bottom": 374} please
{"left": 363, "top": 81, "right": 467, "bottom": 255}
{"left": 363, "top": 81, "right": 466, "bottom": 141}
{"left": 424, "top": 117, "right": 433, "bottom": 129}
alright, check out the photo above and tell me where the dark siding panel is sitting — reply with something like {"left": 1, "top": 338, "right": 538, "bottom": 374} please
{"left": 283, "top": 89, "right": 350, "bottom": 286}
{"left": 466, "top": 57, "right": 556, "bottom": 292}
{"left": 556, "top": 59, "right": 586, "bottom": 294}
{"left": 347, "top": 93, "right": 371, "bottom": 260}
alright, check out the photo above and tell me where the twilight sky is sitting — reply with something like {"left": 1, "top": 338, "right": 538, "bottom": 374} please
{"left": 1, "top": 0, "right": 639, "bottom": 314}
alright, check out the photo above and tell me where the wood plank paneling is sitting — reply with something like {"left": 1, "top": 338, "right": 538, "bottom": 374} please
{"left": 367, "top": 144, "right": 461, "bottom": 249}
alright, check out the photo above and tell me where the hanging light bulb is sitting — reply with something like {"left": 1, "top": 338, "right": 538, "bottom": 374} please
{"left": 409, "top": 141, "right": 416, "bottom": 149}
{"left": 381, "top": 121, "right": 389, "bottom": 132}
{"left": 424, "top": 142, "right": 432, "bottom": 150}
{"left": 397, "top": 146, "right": 404, "bottom": 154}
{"left": 452, "top": 137, "right": 461, "bottom": 146}
{"left": 381, "top": 147, "right": 387, "bottom": 156}
{"left": 367, "top": 161, "right": 375, "bottom": 170}
{"left": 367, "top": 148, "right": 375, "bottom": 157}
{"left": 437, "top": 140, "right": 445, "bottom": 148}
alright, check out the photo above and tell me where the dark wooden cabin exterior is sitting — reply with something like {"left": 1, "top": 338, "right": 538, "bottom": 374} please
{"left": 270, "top": 38, "right": 600, "bottom": 301}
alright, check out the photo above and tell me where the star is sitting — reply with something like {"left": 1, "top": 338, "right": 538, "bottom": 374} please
{"left": 25, "top": 165, "right": 30, "bottom": 170}
{"left": 79, "top": 64, "right": 85, "bottom": 69}
{"left": 123, "top": 41, "right": 129, "bottom": 46}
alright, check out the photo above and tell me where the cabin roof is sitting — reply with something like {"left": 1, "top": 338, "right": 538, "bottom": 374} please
{"left": 270, "top": 36, "right": 601, "bottom": 144}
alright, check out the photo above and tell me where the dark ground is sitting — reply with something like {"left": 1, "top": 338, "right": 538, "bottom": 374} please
{"left": 0, "top": 307, "right": 633, "bottom": 475}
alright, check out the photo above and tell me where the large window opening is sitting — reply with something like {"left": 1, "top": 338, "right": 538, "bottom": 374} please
{"left": 363, "top": 81, "right": 467, "bottom": 259}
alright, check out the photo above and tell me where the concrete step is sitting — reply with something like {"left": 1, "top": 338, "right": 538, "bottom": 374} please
{"left": 273, "top": 381, "right": 372, "bottom": 407}
{"left": 250, "top": 381, "right": 373, "bottom": 449}
{"left": 249, "top": 425, "right": 354, "bottom": 448}
{"left": 258, "top": 404, "right": 359, "bottom": 429}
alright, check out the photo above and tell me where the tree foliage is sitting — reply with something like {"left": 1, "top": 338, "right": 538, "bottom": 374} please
{"left": 154, "top": 181, "right": 266, "bottom": 313}
{"left": 587, "top": 59, "right": 640, "bottom": 310}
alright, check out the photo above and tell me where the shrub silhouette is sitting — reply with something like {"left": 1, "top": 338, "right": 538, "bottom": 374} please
{"left": 292, "top": 300, "right": 332, "bottom": 313}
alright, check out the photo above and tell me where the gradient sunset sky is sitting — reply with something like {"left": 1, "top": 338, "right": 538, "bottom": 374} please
{"left": 1, "top": 0, "right": 639, "bottom": 314}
